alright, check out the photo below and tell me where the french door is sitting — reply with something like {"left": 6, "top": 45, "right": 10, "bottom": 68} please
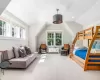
{"left": 47, "top": 31, "right": 62, "bottom": 46}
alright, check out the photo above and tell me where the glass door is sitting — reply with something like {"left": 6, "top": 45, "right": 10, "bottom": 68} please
{"left": 47, "top": 32, "right": 54, "bottom": 46}
{"left": 55, "top": 32, "right": 62, "bottom": 46}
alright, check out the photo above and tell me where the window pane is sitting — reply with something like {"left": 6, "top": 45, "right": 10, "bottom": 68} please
{"left": 12, "top": 27, "right": 15, "bottom": 37}
{"left": 55, "top": 33, "right": 62, "bottom": 46}
{"left": 47, "top": 39, "right": 54, "bottom": 46}
{"left": 16, "top": 26, "right": 20, "bottom": 38}
{"left": 56, "top": 39, "right": 62, "bottom": 46}
{"left": 6, "top": 23, "right": 12, "bottom": 37}
{"left": 20, "top": 28, "right": 26, "bottom": 39}
{"left": 3, "top": 21, "right": 6, "bottom": 36}
{"left": 47, "top": 32, "right": 54, "bottom": 46}
{"left": 0, "top": 20, "right": 3, "bottom": 35}
{"left": 22, "top": 29, "right": 26, "bottom": 39}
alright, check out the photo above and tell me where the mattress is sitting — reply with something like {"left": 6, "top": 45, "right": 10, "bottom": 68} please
{"left": 74, "top": 49, "right": 87, "bottom": 60}
{"left": 73, "top": 49, "right": 100, "bottom": 62}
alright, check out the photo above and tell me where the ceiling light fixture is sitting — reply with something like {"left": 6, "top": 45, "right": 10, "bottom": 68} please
{"left": 72, "top": 16, "right": 74, "bottom": 19}
{"left": 53, "top": 9, "right": 63, "bottom": 24}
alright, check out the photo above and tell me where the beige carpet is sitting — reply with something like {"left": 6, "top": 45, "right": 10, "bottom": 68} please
{"left": 1, "top": 54, "right": 100, "bottom": 80}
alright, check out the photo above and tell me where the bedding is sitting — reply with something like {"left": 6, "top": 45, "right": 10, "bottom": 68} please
{"left": 74, "top": 49, "right": 87, "bottom": 60}
{"left": 74, "top": 49, "right": 100, "bottom": 62}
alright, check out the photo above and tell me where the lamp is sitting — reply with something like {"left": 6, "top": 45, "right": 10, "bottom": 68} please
{"left": 53, "top": 9, "right": 63, "bottom": 24}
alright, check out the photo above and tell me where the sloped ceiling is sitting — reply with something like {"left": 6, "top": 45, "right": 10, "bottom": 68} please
{"left": 3, "top": 0, "right": 100, "bottom": 26}
{"left": 76, "top": 0, "right": 100, "bottom": 26}
{"left": 0, "top": 0, "right": 11, "bottom": 15}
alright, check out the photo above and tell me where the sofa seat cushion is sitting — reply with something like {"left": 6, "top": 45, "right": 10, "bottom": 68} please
{"left": 8, "top": 53, "right": 37, "bottom": 68}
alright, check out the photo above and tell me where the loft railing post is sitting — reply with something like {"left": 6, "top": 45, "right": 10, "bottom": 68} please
{"left": 70, "top": 33, "right": 78, "bottom": 58}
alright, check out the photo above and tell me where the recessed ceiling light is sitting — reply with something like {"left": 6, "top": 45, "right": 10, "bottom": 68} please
{"left": 72, "top": 16, "right": 74, "bottom": 19}
{"left": 96, "top": 2, "right": 98, "bottom": 4}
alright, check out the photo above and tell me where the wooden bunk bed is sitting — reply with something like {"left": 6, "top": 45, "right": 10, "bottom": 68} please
{"left": 70, "top": 26, "right": 100, "bottom": 71}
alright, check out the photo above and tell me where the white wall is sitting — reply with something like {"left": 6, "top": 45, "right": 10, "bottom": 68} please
{"left": 28, "top": 22, "right": 46, "bottom": 52}
{"left": 0, "top": 10, "right": 29, "bottom": 50}
{"left": 37, "top": 23, "right": 72, "bottom": 48}
{"left": 65, "top": 21, "right": 83, "bottom": 40}
{"left": 36, "top": 22, "right": 83, "bottom": 50}
{"left": 29, "top": 21, "right": 83, "bottom": 52}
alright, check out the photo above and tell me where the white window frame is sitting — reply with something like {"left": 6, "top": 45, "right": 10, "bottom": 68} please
{"left": 6, "top": 22, "right": 11, "bottom": 37}
{"left": 11, "top": 24, "right": 16, "bottom": 37}
{"left": 15, "top": 26, "right": 20, "bottom": 38}
{"left": 0, "top": 17, "right": 26, "bottom": 40}
{"left": 46, "top": 30, "right": 63, "bottom": 47}
{"left": 20, "top": 27, "right": 26, "bottom": 39}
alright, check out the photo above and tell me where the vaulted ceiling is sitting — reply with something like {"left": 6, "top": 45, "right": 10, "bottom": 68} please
{"left": 2, "top": 0, "right": 100, "bottom": 26}
{"left": 0, "top": 0, "right": 10, "bottom": 15}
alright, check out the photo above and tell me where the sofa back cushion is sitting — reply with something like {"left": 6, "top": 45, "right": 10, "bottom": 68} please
{"left": 12, "top": 47, "right": 19, "bottom": 58}
{"left": 3, "top": 50, "right": 14, "bottom": 60}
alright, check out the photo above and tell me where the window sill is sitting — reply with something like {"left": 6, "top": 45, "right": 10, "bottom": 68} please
{"left": 0, "top": 36, "right": 25, "bottom": 40}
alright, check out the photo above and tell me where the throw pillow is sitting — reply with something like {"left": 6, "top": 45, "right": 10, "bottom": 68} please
{"left": 18, "top": 48, "right": 27, "bottom": 58}
{"left": 12, "top": 47, "right": 19, "bottom": 58}
{"left": 92, "top": 41, "right": 97, "bottom": 49}
{"left": 24, "top": 46, "right": 32, "bottom": 55}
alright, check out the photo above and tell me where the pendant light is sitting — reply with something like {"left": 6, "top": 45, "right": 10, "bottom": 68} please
{"left": 53, "top": 9, "right": 63, "bottom": 24}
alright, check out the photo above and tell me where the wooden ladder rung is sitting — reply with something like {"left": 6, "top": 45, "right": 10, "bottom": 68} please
{"left": 88, "top": 62, "right": 100, "bottom": 64}
{"left": 96, "top": 35, "right": 100, "bottom": 37}
{"left": 88, "top": 58, "right": 100, "bottom": 60}
{"left": 89, "top": 54, "right": 100, "bottom": 56}
{"left": 96, "top": 38, "right": 100, "bottom": 40}
{"left": 96, "top": 36, "right": 100, "bottom": 39}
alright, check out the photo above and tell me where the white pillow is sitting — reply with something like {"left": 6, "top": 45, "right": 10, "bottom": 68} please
{"left": 91, "top": 49, "right": 100, "bottom": 53}
{"left": 74, "top": 46, "right": 79, "bottom": 50}
{"left": 91, "top": 49, "right": 96, "bottom": 53}
{"left": 77, "top": 46, "right": 87, "bottom": 50}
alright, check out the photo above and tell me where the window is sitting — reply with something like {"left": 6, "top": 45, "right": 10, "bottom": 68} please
{"left": 47, "top": 33, "right": 54, "bottom": 46}
{"left": 22, "top": 28, "right": 26, "bottom": 39}
{"left": 47, "top": 31, "right": 62, "bottom": 46}
{"left": 0, "top": 18, "right": 26, "bottom": 39}
{"left": 55, "top": 33, "right": 62, "bottom": 46}
{"left": 0, "top": 20, "right": 6, "bottom": 36}
{"left": 20, "top": 28, "right": 26, "bottom": 39}
{"left": 15, "top": 26, "right": 20, "bottom": 38}
{"left": 20, "top": 28, "right": 22, "bottom": 38}
{"left": 6, "top": 22, "right": 11, "bottom": 37}
{"left": 11, "top": 26, "right": 15, "bottom": 37}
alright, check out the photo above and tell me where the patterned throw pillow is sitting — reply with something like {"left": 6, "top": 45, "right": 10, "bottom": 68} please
{"left": 18, "top": 47, "right": 27, "bottom": 58}
{"left": 24, "top": 46, "right": 32, "bottom": 55}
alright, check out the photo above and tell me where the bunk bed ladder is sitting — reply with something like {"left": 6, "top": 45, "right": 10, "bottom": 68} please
{"left": 86, "top": 54, "right": 100, "bottom": 70}
{"left": 84, "top": 26, "right": 100, "bottom": 70}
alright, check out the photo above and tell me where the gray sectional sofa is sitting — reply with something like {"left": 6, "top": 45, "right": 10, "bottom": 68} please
{"left": 3, "top": 49, "right": 38, "bottom": 69}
